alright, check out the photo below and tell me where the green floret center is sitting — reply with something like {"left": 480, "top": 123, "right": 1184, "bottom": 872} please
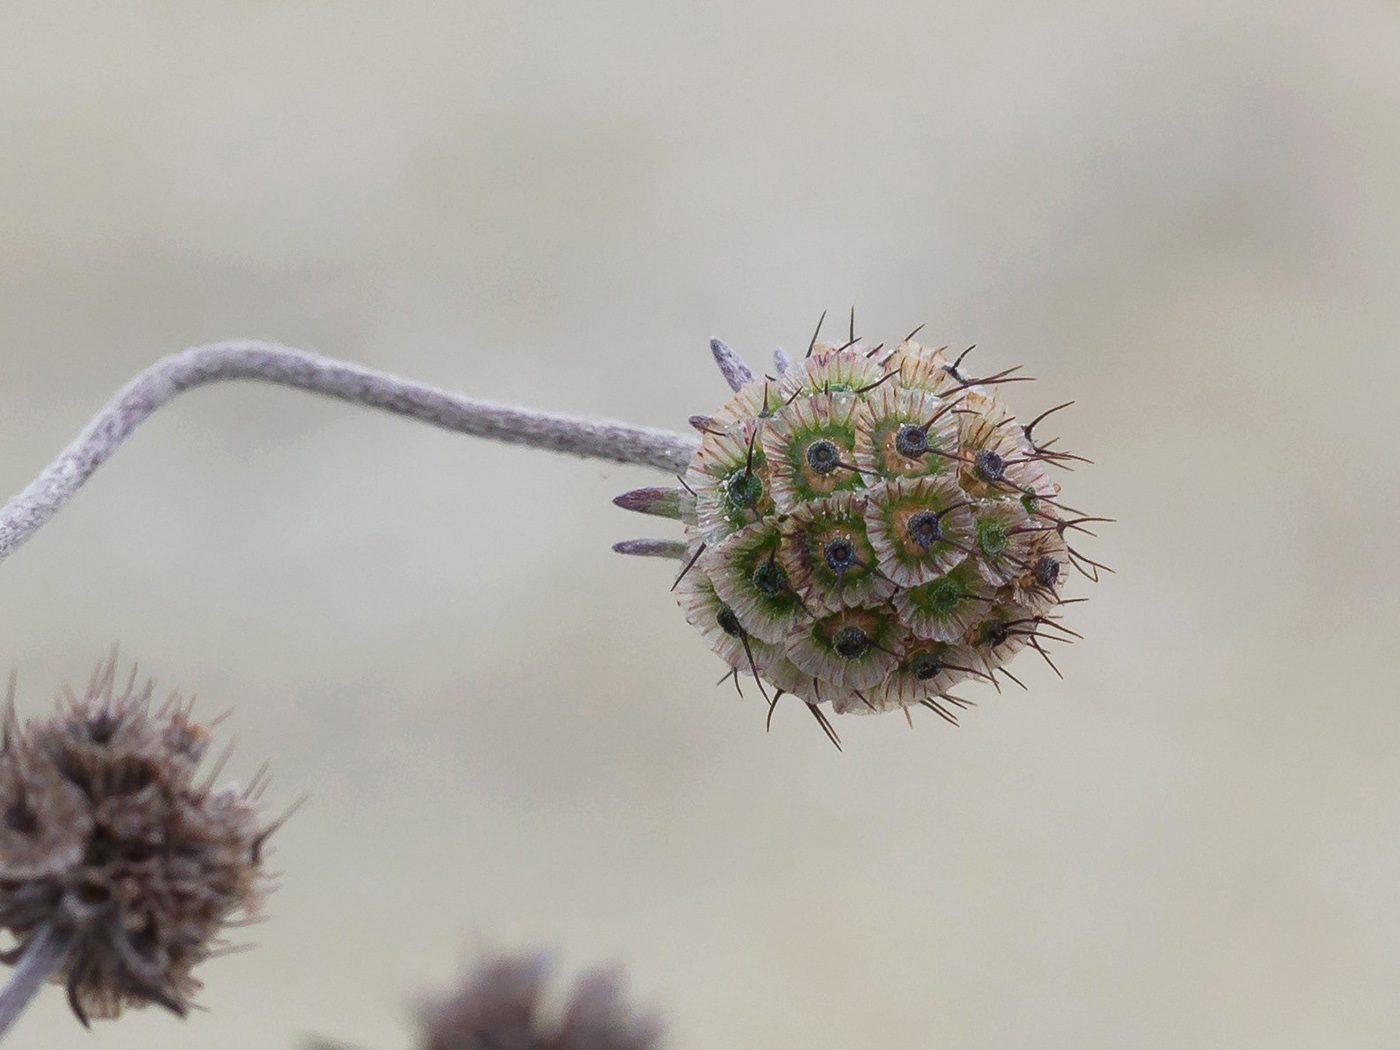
{"left": 729, "top": 535, "right": 803, "bottom": 620}
{"left": 723, "top": 469, "right": 764, "bottom": 519}
{"left": 751, "top": 558, "right": 788, "bottom": 598}
{"left": 924, "top": 575, "right": 963, "bottom": 614}
{"left": 717, "top": 603, "right": 745, "bottom": 638}
{"left": 976, "top": 518, "right": 1008, "bottom": 557}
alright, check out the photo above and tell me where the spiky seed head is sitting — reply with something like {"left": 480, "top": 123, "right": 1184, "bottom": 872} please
{"left": 0, "top": 655, "right": 278, "bottom": 1025}
{"left": 614, "top": 327, "right": 1104, "bottom": 737}
{"left": 417, "top": 952, "right": 663, "bottom": 1050}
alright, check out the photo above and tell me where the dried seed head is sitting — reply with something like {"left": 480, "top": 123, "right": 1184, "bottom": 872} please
{"left": 418, "top": 952, "right": 663, "bottom": 1050}
{"left": 615, "top": 326, "right": 1106, "bottom": 740}
{"left": 0, "top": 655, "right": 278, "bottom": 1025}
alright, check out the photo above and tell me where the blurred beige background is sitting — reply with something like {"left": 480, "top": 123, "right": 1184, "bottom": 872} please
{"left": 3, "top": 1, "right": 1399, "bottom": 1047}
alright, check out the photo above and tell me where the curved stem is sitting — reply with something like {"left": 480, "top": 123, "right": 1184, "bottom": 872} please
{"left": 0, "top": 925, "right": 72, "bottom": 1041}
{"left": 0, "top": 341, "right": 701, "bottom": 567}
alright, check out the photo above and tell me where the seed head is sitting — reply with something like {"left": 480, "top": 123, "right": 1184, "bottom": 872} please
{"left": 417, "top": 952, "right": 663, "bottom": 1050}
{"left": 0, "top": 654, "right": 277, "bottom": 1025}
{"left": 616, "top": 324, "right": 1108, "bottom": 742}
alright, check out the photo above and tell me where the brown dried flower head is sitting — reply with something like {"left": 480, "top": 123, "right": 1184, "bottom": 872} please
{"left": 418, "top": 952, "right": 663, "bottom": 1050}
{"left": 616, "top": 323, "right": 1109, "bottom": 745}
{"left": 0, "top": 655, "right": 276, "bottom": 1024}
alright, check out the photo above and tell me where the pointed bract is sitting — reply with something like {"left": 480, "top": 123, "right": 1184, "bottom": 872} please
{"left": 710, "top": 338, "right": 754, "bottom": 392}
{"left": 612, "top": 538, "right": 690, "bottom": 559}
{"left": 612, "top": 486, "right": 695, "bottom": 522}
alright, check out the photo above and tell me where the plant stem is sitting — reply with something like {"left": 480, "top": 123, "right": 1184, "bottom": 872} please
{"left": 0, "top": 341, "right": 701, "bottom": 567}
{"left": 0, "top": 925, "right": 72, "bottom": 1041}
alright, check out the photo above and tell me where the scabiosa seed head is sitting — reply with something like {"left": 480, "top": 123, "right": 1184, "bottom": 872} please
{"left": 0, "top": 655, "right": 279, "bottom": 1025}
{"left": 615, "top": 323, "right": 1107, "bottom": 743}
{"left": 417, "top": 952, "right": 663, "bottom": 1050}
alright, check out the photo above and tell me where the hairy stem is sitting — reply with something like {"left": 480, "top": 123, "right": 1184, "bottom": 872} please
{"left": 0, "top": 341, "right": 701, "bottom": 567}
{"left": 0, "top": 925, "right": 72, "bottom": 1041}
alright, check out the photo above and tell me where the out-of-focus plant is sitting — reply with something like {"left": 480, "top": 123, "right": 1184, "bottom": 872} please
{"left": 0, "top": 654, "right": 281, "bottom": 1037}
{"left": 309, "top": 951, "right": 663, "bottom": 1050}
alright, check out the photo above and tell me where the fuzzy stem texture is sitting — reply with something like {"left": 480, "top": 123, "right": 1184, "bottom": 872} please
{"left": 0, "top": 925, "right": 73, "bottom": 1040}
{"left": 0, "top": 341, "right": 700, "bottom": 567}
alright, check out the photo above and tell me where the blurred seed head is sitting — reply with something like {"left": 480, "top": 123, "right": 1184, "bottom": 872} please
{"left": 617, "top": 328, "right": 1107, "bottom": 741}
{"left": 417, "top": 952, "right": 663, "bottom": 1050}
{"left": 0, "top": 653, "right": 278, "bottom": 1025}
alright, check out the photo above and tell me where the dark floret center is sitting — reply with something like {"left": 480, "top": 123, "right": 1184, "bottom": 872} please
{"left": 806, "top": 439, "right": 841, "bottom": 474}
{"left": 1034, "top": 555, "right": 1060, "bottom": 588}
{"left": 895, "top": 423, "right": 928, "bottom": 458}
{"left": 831, "top": 625, "right": 870, "bottom": 658}
{"left": 823, "top": 537, "right": 857, "bottom": 572}
{"left": 979, "top": 619, "right": 1010, "bottom": 647}
{"left": 86, "top": 710, "right": 122, "bottom": 745}
{"left": 752, "top": 557, "right": 788, "bottom": 597}
{"left": 974, "top": 449, "right": 1005, "bottom": 481}
{"left": 4, "top": 798, "right": 37, "bottom": 835}
{"left": 717, "top": 605, "right": 745, "bottom": 638}
{"left": 910, "top": 651, "right": 943, "bottom": 681}
{"left": 906, "top": 510, "right": 941, "bottom": 549}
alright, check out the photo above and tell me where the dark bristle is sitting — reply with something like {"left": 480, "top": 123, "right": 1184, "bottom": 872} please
{"left": 806, "top": 703, "right": 843, "bottom": 751}
{"left": 669, "top": 542, "right": 706, "bottom": 592}
{"left": 806, "top": 310, "right": 826, "bottom": 358}
{"left": 918, "top": 697, "right": 960, "bottom": 726}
